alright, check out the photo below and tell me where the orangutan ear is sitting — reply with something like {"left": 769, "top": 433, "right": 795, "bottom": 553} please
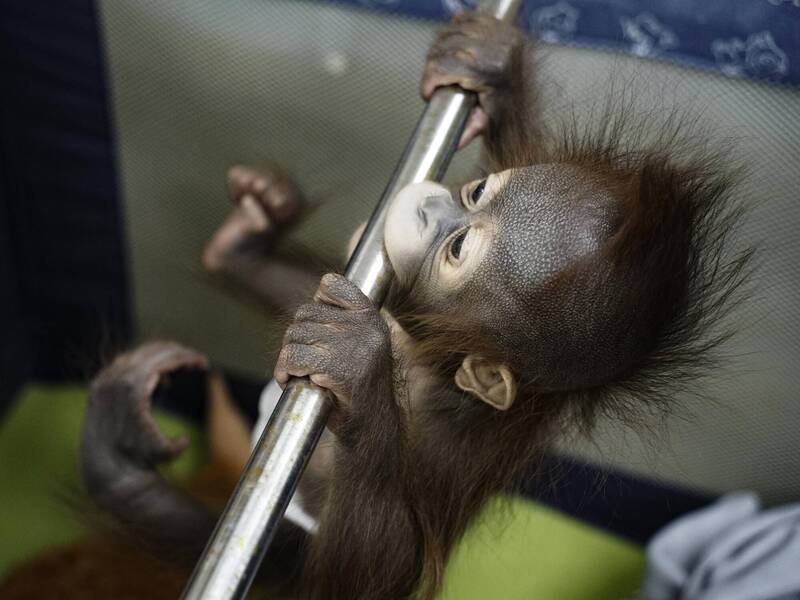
{"left": 454, "top": 355, "right": 517, "bottom": 411}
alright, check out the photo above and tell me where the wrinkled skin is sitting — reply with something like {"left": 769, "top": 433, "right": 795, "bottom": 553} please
{"left": 274, "top": 273, "right": 394, "bottom": 433}
{"left": 79, "top": 342, "right": 218, "bottom": 556}
{"left": 384, "top": 167, "right": 616, "bottom": 314}
{"left": 81, "top": 341, "right": 208, "bottom": 495}
{"left": 203, "top": 162, "right": 323, "bottom": 314}
{"left": 383, "top": 165, "right": 624, "bottom": 388}
{"left": 422, "top": 13, "right": 524, "bottom": 148}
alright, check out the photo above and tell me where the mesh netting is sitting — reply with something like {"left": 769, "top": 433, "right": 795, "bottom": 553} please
{"left": 99, "top": 0, "right": 800, "bottom": 503}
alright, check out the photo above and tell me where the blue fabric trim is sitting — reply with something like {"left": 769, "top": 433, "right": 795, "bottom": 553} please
{"left": 520, "top": 454, "right": 714, "bottom": 545}
{"left": 330, "top": 0, "right": 800, "bottom": 86}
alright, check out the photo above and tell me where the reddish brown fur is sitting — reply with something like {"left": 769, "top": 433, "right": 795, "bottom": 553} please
{"left": 0, "top": 461, "right": 238, "bottom": 599}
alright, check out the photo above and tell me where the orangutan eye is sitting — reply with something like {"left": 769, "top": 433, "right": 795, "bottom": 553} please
{"left": 470, "top": 179, "right": 487, "bottom": 204}
{"left": 448, "top": 229, "right": 468, "bottom": 261}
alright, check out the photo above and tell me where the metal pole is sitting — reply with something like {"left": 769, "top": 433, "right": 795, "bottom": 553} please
{"left": 182, "top": 2, "right": 523, "bottom": 597}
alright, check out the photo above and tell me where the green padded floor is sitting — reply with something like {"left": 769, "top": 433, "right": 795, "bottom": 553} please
{"left": 440, "top": 499, "right": 644, "bottom": 599}
{"left": 0, "top": 385, "right": 644, "bottom": 598}
{"left": 0, "top": 385, "right": 205, "bottom": 580}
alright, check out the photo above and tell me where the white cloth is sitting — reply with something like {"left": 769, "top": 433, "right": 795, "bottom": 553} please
{"left": 644, "top": 492, "right": 800, "bottom": 600}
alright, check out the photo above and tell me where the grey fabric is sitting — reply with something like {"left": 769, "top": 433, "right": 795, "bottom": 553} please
{"left": 99, "top": 1, "right": 800, "bottom": 503}
{"left": 644, "top": 493, "right": 800, "bottom": 600}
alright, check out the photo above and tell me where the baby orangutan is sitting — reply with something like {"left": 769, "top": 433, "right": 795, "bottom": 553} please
{"left": 77, "top": 12, "right": 751, "bottom": 600}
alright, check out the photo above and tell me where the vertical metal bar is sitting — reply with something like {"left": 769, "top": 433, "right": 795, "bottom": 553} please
{"left": 182, "top": 2, "right": 523, "bottom": 598}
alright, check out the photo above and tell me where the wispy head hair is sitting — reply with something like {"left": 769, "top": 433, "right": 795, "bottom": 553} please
{"left": 396, "top": 88, "right": 754, "bottom": 432}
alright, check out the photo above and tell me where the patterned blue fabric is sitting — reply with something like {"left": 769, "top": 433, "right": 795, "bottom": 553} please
{"left": 331, "top": 0, "right": 800, "bottom": 86}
